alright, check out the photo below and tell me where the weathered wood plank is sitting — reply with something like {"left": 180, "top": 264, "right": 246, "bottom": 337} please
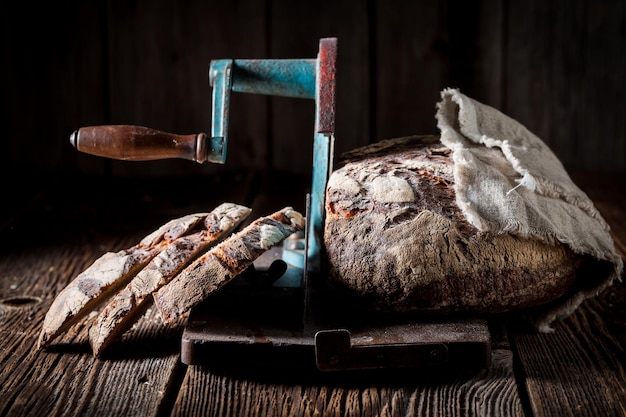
{"left": 510, "top": 175, "right": 626, "bottom": 417}
{"left": 505, "top": 0, "right": 626, "bottom": 172}
{"left": 2, "top": 172, "right": 624, "bottom": 417}
{"left": 0, "top": 1, "right": 109, "bottom": 177}
{"left": 170, "top": 169, "right": 525, "bottom": 417}
{"left": 373, "top": 0, "right": 444, "bottom": 141}
{"left": 171, "top": 349, "right": 523, "bottom": 417}
{"left": 373, "top": 0, "right": 504, "bottom": 142}
{"left": 579, "top": 1, "right": 626, "bottom": 172}
{"left": 504, "top": 1, "right": 564, "bottom": 165}
{"left": 3, "top": 1, "right": 626, "bottom": 184}
{"left": 0, "top": 174, "right": 253, "bottom": 417}
{"left": 105, "top": 0, "right": 268, "bottom": 176}
{"left": 440, "top": 0, "right": 505, "bottom": 109}
{"left": 511, "top": 290, "right": 626, "bottom": 417}
{"left": 0, "top": 238, "right": 186, "bottom": 417}
{"left": 268, "top": 0, "right": 371, "bottom": 173}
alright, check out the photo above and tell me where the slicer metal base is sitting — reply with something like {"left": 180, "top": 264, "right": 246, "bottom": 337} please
{"left": 181, "top": 248, "right": 492, "bottom": 373}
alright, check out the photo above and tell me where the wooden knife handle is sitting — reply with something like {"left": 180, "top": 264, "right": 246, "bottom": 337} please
{"left": 70, "top": 125, "right": 208, "bottom": 163}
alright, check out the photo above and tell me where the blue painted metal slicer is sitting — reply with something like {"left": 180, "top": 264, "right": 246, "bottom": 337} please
{"left": 70, "top": 37, "right": 337, "bottom": 278}
{"left": 70, "top": 38, "right": 492, "bottom": 373}
{"left": 207, "top": 38, "right": 337, "bottom": 275}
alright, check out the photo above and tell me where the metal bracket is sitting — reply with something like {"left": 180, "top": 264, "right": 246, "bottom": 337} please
{"left": 208, "top": 38, "right": 337, "bottom": 274}
{"left": 208, "top": 58, "right": 317, "bottom": 163}
{"left": 315, "top": 329, "right": 450, "bottom": 371}
{"left": 207, "top": 60, "right": 233, "bottom": 163}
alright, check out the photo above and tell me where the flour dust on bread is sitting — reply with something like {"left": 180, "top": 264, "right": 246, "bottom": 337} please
{"left": 88, "top": 203, "right": 252, "bottom": 357}
{"left": 324, "top": 95, "right": 622, "bottom": 331}
{"left": 38, "top": 212, "right": 210, "bottom": 349}
{"left": 324, "top": 136, "right": 583, "bottom": 316}
{"left": 153, "top": 207, "right": 305, "bottom": 324}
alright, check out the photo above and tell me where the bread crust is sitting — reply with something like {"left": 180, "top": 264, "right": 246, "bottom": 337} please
{"left": 153, "top": 207, "right": 305, "bottom": 324}
{"left": 38, "top": 212, "right": 210, "bottom": 349}
{"left": 323, "top": 136, "right": 582, "bottom": 315}
{"left": 88, "top": 203, "right": 252, "bottom": 356}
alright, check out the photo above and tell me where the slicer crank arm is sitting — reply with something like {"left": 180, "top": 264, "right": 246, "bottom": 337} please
{"left": 69, "top": 125, "right": 225, "bottom": 164}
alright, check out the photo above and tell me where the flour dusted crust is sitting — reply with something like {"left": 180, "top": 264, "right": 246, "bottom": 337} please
{"left": 88, "top": 203, "right": 252, "bottom": 356}
{"left": 153, "top": 207, "right": 305, "bottom": 324}
{"left": 323, "top": 135, "right": 585, "bottom": 315}
{"left": 37, "top": 212, "right": 211, "bottom": 349}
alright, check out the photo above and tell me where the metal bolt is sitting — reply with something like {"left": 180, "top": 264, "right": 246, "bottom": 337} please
{"left": 429, "top": 347, "right": 444, "bottom": 362}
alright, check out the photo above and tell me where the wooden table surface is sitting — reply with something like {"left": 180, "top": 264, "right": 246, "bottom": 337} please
{"left": 1, "top": 171, "right": 625, "bottom": 417}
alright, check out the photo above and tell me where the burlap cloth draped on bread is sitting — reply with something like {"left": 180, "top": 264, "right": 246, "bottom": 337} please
{"left": 435, "top": 88, "right": 623, "bottom": 331}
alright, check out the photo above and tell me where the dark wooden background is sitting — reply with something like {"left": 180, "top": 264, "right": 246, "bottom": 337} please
{"left": 2, "top": 0, "right": 625, "bottom": 183}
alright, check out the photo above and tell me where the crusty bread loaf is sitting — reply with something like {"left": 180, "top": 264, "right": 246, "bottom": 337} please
{"left": 323, "top": 135, "right": 585, "bottom": 315}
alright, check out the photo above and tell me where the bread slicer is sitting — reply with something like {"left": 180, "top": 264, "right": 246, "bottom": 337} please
{"left": 70, "top": 37, "right": 491, "bottom": 373}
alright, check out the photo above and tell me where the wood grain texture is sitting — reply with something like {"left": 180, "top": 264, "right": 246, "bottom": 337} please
{"left": 3, "top": 1, "right": 625, "bottom": 180}
{"left": 170, "top": 349, "right": 523, "bottom": 417}
{"left": 373, "top": 0, "right": 444, "bottom": 140}
{"left": 0, "top": 172, "right": 624, "bottom": 417}
{"left": 1, "top": 0, "right": 109, "bottom": 177}
{"left": 511, "top": 293, "right": 626, "bottom": 417}
{"left": 269, "top": 0, "right": 371, "bottom": 173}
{"left": 0, "top": 239, "right": 183, "bottom": 417}
{"left": 510, "top": 174, "right": 626, "bottom": 417}
{"left": 105, "top": 0, "right": 268, "bottom": 176}
{"left": 0, "top": 173, "right": 253, "bottom": 416}
{"left": 505, "top": 0, "right": 626, "bottom": 172}
{"left": 374, "top": 0, "right": 506, "bottom": 143}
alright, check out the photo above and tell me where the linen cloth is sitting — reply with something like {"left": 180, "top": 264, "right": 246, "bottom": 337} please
{"left": 435, "top": 88, "right": 622, "bottom": 331}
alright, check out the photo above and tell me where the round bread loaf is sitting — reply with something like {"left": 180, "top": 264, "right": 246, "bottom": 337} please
{"left": 322, "top": 135, "right": 586, "bottom": 316}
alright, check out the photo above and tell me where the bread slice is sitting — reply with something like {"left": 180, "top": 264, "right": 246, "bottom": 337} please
{"left": 38, "top": 212, "right": 210, "bottom": 349}
{"left": 153, "top": 207, "right": 305, "bottom": 324}
{"left": 88, "top": 203, "right": 251, "bottom": 356}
